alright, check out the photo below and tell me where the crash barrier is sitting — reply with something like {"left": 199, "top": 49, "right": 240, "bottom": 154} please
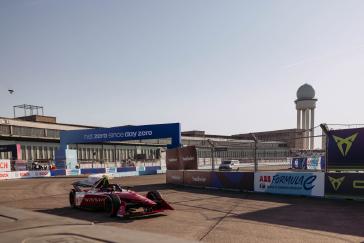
{"left": 117, "top": 167, "right": 137, "bottom": 172}
{"left": 254, "top": 171, "right": 325, "bottom": 197}
{"left": 139, "top": 166, "right": 161, "bottom": 175}
{"left": 80, "top": 168, "right": 106, "bottom": 175}
{"left": 166, "top": 146, "right": 198, "bottom": 170}
{"left": 166, "top": 170, "right": 254, "bottom": 191}
{"left": 0, "top": 170, "right": 51, "bottom": 180}
{"left": 168, "top": 170, "right": 364, "bottom": 200}
{"left": 0, "top": 166, "right": 163, "bottom": 180}
{"left": 167, "top": 170, "right": 364, "bottom": 199}
{"left": 50, "top": 169, "right": 66, "bottom": 176}
{"left": 325, "top": 172, "right": 364, "bottom": 200}
{"left": 290, "top": 156, "right": 326, "bottom": 170}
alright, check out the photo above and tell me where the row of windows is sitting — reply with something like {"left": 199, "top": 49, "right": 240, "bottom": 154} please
{"left": 197, "top": 150, "right": 289, "bottom": 159}
{"left": 76, "top": 148, "right": 159, "bottom": 161}
{"left": 0, "top": 145, "right": 160, "bottom": 162}
{"left": 0, "top": 146, "right": 58, "bottom": 160}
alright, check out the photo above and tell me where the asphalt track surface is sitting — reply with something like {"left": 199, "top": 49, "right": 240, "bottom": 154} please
{"left": 1, "top": 174, "right": 364, "bottom": 242}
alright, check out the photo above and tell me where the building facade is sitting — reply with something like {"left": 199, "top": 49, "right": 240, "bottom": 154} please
{"left": 0, "top": 116, "right": 291, "bottom": 165}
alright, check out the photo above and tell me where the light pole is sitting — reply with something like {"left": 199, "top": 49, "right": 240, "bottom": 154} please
{"left": 320, "top": 123, "right": 329, "bottom": 173}
{"left": 250, "top": 133, "right": 258, "bottom": 172}
{"left": 207, "top": 139, "right": 215, "bottom": 170}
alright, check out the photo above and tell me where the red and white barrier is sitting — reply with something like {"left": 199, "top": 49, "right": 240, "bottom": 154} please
{"left": 0, "top": 170, "right": 50, "bottom": 180}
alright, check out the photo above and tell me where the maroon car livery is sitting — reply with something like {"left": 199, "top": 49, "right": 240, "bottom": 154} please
{"left": 69, "top": 176, "right": 173, "bottom": 218}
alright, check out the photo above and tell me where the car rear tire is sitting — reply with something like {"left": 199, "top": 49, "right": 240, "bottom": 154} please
{"left": 146, "top": 191, "right": 162, "bottom": 201}
{"left": 104, "top": 194, "right": 121, "bottom": 217}
{"left": 69, "top": 189, "right": 76, "bottom": 208}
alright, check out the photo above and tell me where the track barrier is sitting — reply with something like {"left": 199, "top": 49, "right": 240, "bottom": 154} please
{"left": 167, "top": 170, "right": 364, "bottom": 200}
{"left": 0, "top": 166, "right": 163, "bottom": 180}
{"left": 167, "top": 170, "right": 254, "bottom": 191}
{"left": 325, "top": 172, "right": 364, "bottom": 200}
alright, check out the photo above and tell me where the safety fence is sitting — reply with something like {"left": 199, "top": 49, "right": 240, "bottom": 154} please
{"left": 0, "top": 165, "right": 164, "bottom": 180}
{"left": 289, "top": 156, "right": 326, "bottom": 170}
{"left": 167, "top": 170, "right": 364, "bottom": 200}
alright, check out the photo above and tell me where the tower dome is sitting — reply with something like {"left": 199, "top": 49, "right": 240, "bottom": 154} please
{"left": 296, "top": 83, "right": 315, "bottom": 100}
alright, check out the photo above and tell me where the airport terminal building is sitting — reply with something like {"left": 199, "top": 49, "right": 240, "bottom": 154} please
{"left": 0, "top": 113, "right": 305, "bottom": 166}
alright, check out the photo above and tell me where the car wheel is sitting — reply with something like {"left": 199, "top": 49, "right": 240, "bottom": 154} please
{"left": 69, "top": 189, "right": 76, "bottom": 208}
{"left": 146, "top": 191, "right": 162, "bottom": 201}
{"left": 104, "top": 194, "right": 121, "bottom": 217}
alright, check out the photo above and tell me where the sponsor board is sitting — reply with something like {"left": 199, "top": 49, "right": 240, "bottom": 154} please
{"left": 50, "top": 169, "right": 66, "bottom": 176}
{"left": 254, "top": 172, "right": 325, "bottom": 197}
{"left": 307, "top": 157, "right": 322, "bottom": 170}
{"left": 183, "top": 171, "right": 211, "bottom": 187}
{"left": 138, "top": 166, "right": 146, "bottom": 171}
{"left": 29, "top": 170, "right": 51, "bottom": 177}
{"left": 179, "top": 146, "right": 198, "bottom": 170}
{"left": 166, "top": 146, "right": 198, "bottom": 170}
{"left": 211, "top": 172, "right": 254, "bottom": 191}
{"left": 0, "top": 170, "right": 51, "bottom": 180}
{"left": 14, "top": 161, "right": 27, "bottom": 171}
{"left": 166, "top": 148, "right": 181, "bottom": 170}
{"left": 66, "top": 169, "right": 81, "bottom": 176}
{"left": 291, "top": 157, "right": 306, "bottom": 169}
{"left": 327, "top": 127, "right": 364, "bottom": 169}
{"left": 325, "top": 173, "right": 364, "bottom": 198}
{"left": 166, "top": 170, "right": 184, "bottom": 185}
{"left": 0, "top": 171, "right": 12, "bottom": 180}
{"left": 109, "top": 171, "right": 139, "bottom": 177}
{"left": 117, "top": 167, "right": 136, "bottom": 172}
{"left": 0, "top": 160, "right": 11, "bottom": 172}
{"left": 106, "top": 168, "right": 117, "bottom": 174}
{"left": 80, "top": 168, "right": 106, "bottom": 174}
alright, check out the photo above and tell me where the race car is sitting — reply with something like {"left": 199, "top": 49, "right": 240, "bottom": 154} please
{"left": 69, "top": 175, "right": 173, "bottom": 218}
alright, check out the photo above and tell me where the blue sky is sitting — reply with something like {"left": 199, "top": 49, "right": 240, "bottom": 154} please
{"left": 1, "top": 0, "right": 364, "bottom": 135}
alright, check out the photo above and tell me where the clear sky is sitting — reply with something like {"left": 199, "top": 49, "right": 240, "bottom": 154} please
{"left": 1, "top": 0, "right": 364, "bottom": 135}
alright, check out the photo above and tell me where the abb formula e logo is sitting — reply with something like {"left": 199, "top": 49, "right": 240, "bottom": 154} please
{"left": 260, "top": 176, "right": 271, "bottom": 182}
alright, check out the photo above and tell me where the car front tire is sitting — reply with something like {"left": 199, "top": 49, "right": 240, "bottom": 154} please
{"left": 69, "top": 189, "right": 76, "bottom": 208}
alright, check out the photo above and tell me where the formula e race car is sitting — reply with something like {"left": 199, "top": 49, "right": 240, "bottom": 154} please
{"left": 69, "top": 175, "right": 173, "bottom": 218}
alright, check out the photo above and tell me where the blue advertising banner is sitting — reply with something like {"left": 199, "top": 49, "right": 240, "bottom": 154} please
{"left": 60, "top": 123, "right": 181, "bottom": 149}
{"left": 117, "top": 167, "right": 136, "bottom": 172}
{"left": 254, "top": 172, "right": 325, "bottom": 197}
{"left": 327, "top": 127, "right": 364, "bottom": 170}
{"left": 291, "top": 157, "right": 307, "bottom": 169}
{"left": 56, "top": 123, "right": 181, "bottom": 164}
{"left": 50, "top": 169, "right": 66, "bottom": 176}
{"left": 80, "top": 168, "right": 106, "bottom": 174}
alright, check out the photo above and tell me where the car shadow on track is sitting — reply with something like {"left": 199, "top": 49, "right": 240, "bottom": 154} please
{"left": 123, "top": 183, "right": 171, "bottom": 193}
{"left": 37, "top": 207, "right": 167, "bottom": 224}
{"left": 165, "top": 185, "right": 364, "bottom": 238}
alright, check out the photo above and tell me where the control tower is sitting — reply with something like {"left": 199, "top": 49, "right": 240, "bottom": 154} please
{"left": 295, "top": 84, "right": 317, "bottom": 149}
